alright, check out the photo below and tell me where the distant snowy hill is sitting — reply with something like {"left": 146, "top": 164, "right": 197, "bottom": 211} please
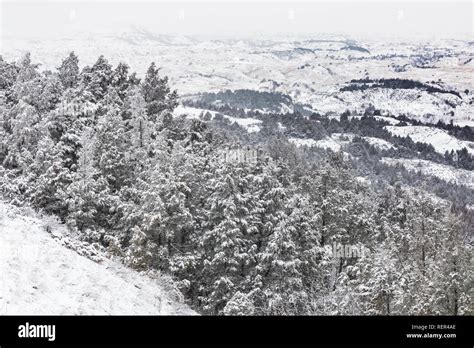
{"left": 0, "top": 201, "right": 195, "bottom": 315}
{"left": 382, "top": 157, "right": 474, "bottom": 190}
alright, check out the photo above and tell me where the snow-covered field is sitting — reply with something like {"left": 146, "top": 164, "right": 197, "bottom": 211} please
{"left": 381, "top": 157, "right": 474, "bottom": 189}
{"left": 0, "top": 201, "right": 195, "bottom": 315}
{"left": 289, "top": 137, "right": 319, "bottom": 148}
{"left": 385, "top": 125, "right": 474, "bottom": 155}
{"left": 364, "top": 136, "right": 395, "bottom": 150}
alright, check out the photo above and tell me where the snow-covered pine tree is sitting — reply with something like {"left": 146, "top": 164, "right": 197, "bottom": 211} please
{"left": 111, "top": 62, "right": 131, "bottom": 101}
{"left": 126, "top": 86, "right": 149, "bottom": 150}
{"left": 141, "top": 62, "right": 178, "bottom": 122}
{"left": 58, "top": 51, "right": 80, "bottom": 89}
{"left": 83, "top": 55, "right": 113, "bottom": 102}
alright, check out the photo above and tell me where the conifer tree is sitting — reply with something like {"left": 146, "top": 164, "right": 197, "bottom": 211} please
{"left": 141, "top": 62, "right": 178, "bottom": 121}
{"left": 58, "top": 51, "right": 80, "bottom": 89}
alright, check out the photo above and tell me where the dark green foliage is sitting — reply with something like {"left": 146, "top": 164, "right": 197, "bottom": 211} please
{"left": 341, "top": 78, "right": 462, "bottom": 98}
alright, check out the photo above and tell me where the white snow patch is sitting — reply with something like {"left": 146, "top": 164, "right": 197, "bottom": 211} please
{"left": 223, "top": 115, "right": 262, "bottom": 133}
{"left": 289, "top": 134, "right": 352, "bottom": 151}
{"left": 385, "top": 125, "right": 474, "bottom": 155}
{"left": 314, "top": 137, "right": 342, "bottom": 151}
{"left": 331, "top": 133, "right": 355, "bottom": 142}
{"left": 277, "top": 122, "right": 287, "bottom": 131}
{"left": 174, "top": 105, "right": 261, "bottom": 133}
{"left": 347, "top": 115, "right": 402, "bottom": 125}
{"left": 355, "top": 176, "right": 370, "bottom": 184}
{"left": 373, "top": 116, "right": 403, "bottom": 125}
{"left": 381, "top": 157, "right": 474, "bottom": 189}
{"left": 173, "top": 104, "right": 206, "bottom": 119}
{"left": 0, "top": 202, "right": 195, "bottom": 315}
{"left": 363, "top": 137, "right": 395, "bottom": 150}
{"left": 289, "top": 138, "right": 318, "bottom": 148}
{"left": 289, "top": 136, "right": 343, "bottom": 151}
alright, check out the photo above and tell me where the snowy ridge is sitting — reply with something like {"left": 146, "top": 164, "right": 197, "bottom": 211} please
{"left": 385, "top": 125, "right": 474, "bottom": 155}
{"left": 0, "top": 201, "right": 195, "bottom": 315}
{"left": 381, "top": 158, "right": 474, "bottom": 189}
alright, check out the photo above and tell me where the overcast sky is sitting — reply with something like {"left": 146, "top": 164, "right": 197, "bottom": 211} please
{"left": 1, "top": 1, "right": 472, "bottom": 40}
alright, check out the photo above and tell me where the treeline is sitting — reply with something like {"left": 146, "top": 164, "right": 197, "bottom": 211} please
{"left": 319, "top": 114, "right": 474, "bottom": 171}
{"left": 195, "top": 100, "right": 474, "bottom": 172}
{"left": 388, "top": 114, "right": 474, "bottom": 142}
{"left": 0, "top": 53, "right": 472, "bottom": 315}
{"left": 189, "top": 89, "right": 302, "bottom": 114}
{"left": 340, "top": 78, "right": 462, "bottom": 98}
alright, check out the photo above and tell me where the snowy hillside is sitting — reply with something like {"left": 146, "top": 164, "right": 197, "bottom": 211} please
{"left": 174, "top": 105, "right": 262, "bottom": 133}
{"left": 0, "top": 201, "right": 195, "bottom": 315}
{"left": 381, "top": 158, "right": 474, "bottom": 189}
{"left": 385, "top": 125, "right": 474, "bottom": 155}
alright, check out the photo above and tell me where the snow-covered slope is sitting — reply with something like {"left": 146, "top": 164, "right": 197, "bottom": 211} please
{"left": 289, "top": 135, "right": 347, "bottom": 152}
{"left": 385, "top": 125, "right": 474, "bottom": 155}
{"left": 289, "top": 137, "right": 319, "bottom": 148}
{"left": 381, "top": 158, "right": 474, "bottom": 189}
{"left": 364, "top": 136, "right": 395, "bottom": 150}
{"left": 174, "top": 105, "right": 262, "bottom": 133}
{"left": 289, "top": 133, "right": 396, "bottom": 152}
{"left": 0, "top": 201, "right": 195, "bottom": 315}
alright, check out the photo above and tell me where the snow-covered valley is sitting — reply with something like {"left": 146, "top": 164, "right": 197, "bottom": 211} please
{"left": 3, "top": 29, "right": 473, "bottom": 127}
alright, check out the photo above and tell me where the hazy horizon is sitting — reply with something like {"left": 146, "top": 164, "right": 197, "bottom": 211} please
{"left": 1, "top": 1, "right": 472, "bottom": 41}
